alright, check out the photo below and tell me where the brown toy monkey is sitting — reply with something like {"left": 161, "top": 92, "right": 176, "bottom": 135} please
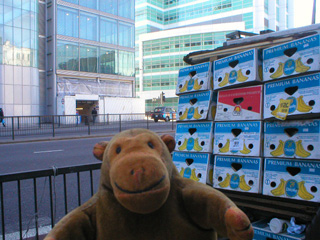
{"left": 45, "top": 128, "right": 253, "bottom": 240}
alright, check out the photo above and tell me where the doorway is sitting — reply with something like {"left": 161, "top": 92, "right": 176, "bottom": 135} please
{"left": 76, "top": 100, "right": 98, "bottom": 122}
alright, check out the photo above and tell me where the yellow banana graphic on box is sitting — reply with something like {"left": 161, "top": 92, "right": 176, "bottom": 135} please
{"left": 208, "top": 169, "right": 213, "bottom": 185}
{"left": 240, "top": 141, "right": 251, "bottom": 154}
{"left": 271, "top": 178, "right": 286, "bottom": 196}
{"left": 191, "top": 168, "right": 200, "bottom": 181}
{"left": 237, "top": 69, "right": 248, "bottom": 82}
{"left": 218, "top": 173, "right": 231, "bottom": 188}
{"left": 295, "top": 57, "right": 310, "bottom": 73}
{"left": 218, "top": 72, "right": 229, "bottom": 87}
{"left": 298, "top": 181, "right": 314, "bottom": 200}
{"left": 193, "top": 138, "right": 203, "bottom": 151}
{"left": 193, "top": 78, "right": 202, "bottom": 90}
{"left": 270, "top": 62, "right": 284, "bottom": 79}
{"left": 179, "top": 108, "right": 188, "bottom": 120}
{"left": 219, "top": 139, "right": 230, "bottom": 153}
{"left": 270, "top": 140, "right": 284, "bottom": 157}
{"left": 179, "top": 167, "right": 185, "bottom": 177}
{"left": 193, "top": 107, "right": 202, "bottom": 119}
{"left": 179, "top": 80, "right": 188, "bottom": 93}
{"left": 239, "top": 175, "right": 251, "bottom": 191}
{"left": 178, "top": 138, "right": 188, "bottom": 151}
{"left": 295, "top": 140, "right": 311, "bottom": 158}
{"left": 296, "top": 96, "right": 313, "bottom": 112}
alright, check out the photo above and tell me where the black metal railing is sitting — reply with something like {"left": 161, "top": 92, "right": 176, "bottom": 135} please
{"left": 0, "top": 163, "right": 102, "bottom": 240}
{"left": 0, "top": 113, "right": 176, "bottom": 141}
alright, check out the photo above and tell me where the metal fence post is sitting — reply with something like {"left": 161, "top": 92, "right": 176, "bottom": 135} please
{"left": 119, "top": 114, "right": 121, "bottom": 132}
{"left": 17, "top": 116, "right": 20, "bottom": 129}
{"left": 39, "top": 116, "right": 41, "bottom": 128}
{"left": 88, "top": 116, "right": 91, "bottom": 135}
{"left": 11, "top": 117, "right": 15, "bottom": 140}
{"left": 147, "top": 113, "right": 149, "bottom": 129}
{"left": 52, "top": 115, "right": 55, "bottom": 137}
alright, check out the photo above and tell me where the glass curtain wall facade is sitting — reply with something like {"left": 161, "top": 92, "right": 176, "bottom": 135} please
{"left": 135, "top": 0, "right": 294, "bottom": 111}
{"left": 56, "top": 3, "right": 135, "bottom": 76}
{"left": 47, "top": 0, "right": 135, "bottom": 115}
{"left": 0, "top": 0, "right": 39, "bottom": 116}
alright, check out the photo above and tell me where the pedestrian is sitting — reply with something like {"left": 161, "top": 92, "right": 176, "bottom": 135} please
{"left": 91, "top": 107, "right": 97, "bottom": 124}
{"left": 0, "top": 108, "right": 5, "bottom": 127}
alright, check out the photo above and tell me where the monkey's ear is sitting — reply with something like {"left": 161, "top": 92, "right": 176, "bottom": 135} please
{"left": 93, "top": 141, "right": 108, "bottom": 161}
{"left": 161, "top": 134, "right": 176, "bottom": 153}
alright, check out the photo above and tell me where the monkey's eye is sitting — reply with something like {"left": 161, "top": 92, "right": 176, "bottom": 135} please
{"left": 116, "top": 147, "right": 121, "bottom": 154}
{"left": 148, "top": 142, "right": 154, "bottom": 149}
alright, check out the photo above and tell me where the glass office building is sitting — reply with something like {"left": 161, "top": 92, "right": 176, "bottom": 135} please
{"left": 0, "top": 0, "right": 40, "bottom": 116}
{"left": 0, "top": 0, "right": 135, "bottom": 116}
{"left": 136, "top": 0, "right": 294, "bottom": 112}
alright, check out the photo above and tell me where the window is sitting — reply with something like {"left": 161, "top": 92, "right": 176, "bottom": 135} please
{"left": 118, "top": 50, "right": 134, "bottom": 76}
{"left": 119, "top": 22, "right": 134, "bottom": 48}
{"left": 79, "top": 0, "right": 97, "bottom": 10}
{"left": 80, "top": 44, "right": 98, "bottom": 73}
{"left": 100, "top": 17, "right": 117, "bottom": 45}
{"left": 80, "top": 12, "right": 98, "bottom": 41}
{"left": 57, "top": 41, "right": 79, "bottom": 71}
{"left": 99, "top": 0, "right": 117, "bottom": 15}
{"left": 118, "top": 0, "right": 134, "bottom": 20}
{"left": 99, "top": 47, "right": 117, "bottom": 74}
{"left": 57, "top": 7, "right": 79, "bottom": 38}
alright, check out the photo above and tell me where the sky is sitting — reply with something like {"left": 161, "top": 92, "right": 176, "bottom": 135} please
{"left": 294, "top": 0, "right": 320, "bottom": 27}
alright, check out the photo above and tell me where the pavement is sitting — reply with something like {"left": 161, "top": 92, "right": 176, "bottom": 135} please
{"left": 0, "top": 129, "right": 176, "bottom": 144}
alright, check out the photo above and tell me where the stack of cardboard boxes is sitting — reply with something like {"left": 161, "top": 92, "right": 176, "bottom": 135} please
{"left": 172, "top": 34, "right": 320, "bottom": 240}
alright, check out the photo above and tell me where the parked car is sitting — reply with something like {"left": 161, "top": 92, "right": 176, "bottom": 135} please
{"left": 151, "top": 107, "right": 176, "bottom": 122}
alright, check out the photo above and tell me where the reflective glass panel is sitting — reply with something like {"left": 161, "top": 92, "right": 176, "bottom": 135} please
{"left": 119, "top": 22, "right": 134, "bottom": 48}
{"left": 13, "top": 8, "right": 22, "bottom": 28}
{"left": 22, "top": 10, "right": 31, "bottom": 29}
{"left": 118, "top": 50, "right": 134, "bottom": 76}
{"left": 57, "top": 41, "right": 79, "bottom": 71}
{"left": 4, "top": 5, "right": 13, "bottom": 26}
{"left": 79, "top": 0, "right": 97, "bottom": 10}
{"left": 99, "top": 47, "right": 117, "bottom": 74}
{"left": 118, "top": 0, "right": 134, "bottom": 19}
{"left": 100, "top": 17, "right": 117, "bottom": 45}
{"left": 80, "top": 12, "right": 98, "bottom": 41}
{"left": 57, "top": 7, "right": 79, "bottom": 38}
{"left": 80, "top": 44, "right": 98, "bottom": 73}
{"left": 99, "top": 0, "right": 117, "bottom": 15}
{"left": 63, "top": 0, "right": 79, "bottom": 4}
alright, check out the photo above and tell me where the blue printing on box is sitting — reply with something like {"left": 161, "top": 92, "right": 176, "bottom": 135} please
{"left": 263, "top": 35, "right": 320, "bottom": 60}
{"left": 214, "top": 49, "right": 256, "bottom": 70}
{"left": 215, "top": 155, "right": 261, "bottom": 171}
{"left": 265, "top": 120, "right": 320, "bottom": 134}
{"left": 178, "top": 90, "right": 212, "bottom": 104}
{"left": 176, "top": 122, "right": 214, "bottom": 134}
{"left": 178, "top": 62, "right": 211, "bottom": 78}
{"left": 264, "top": 158, "right": 320, "bottom": 175}
{"left": 215, "top": 121, "right": 261, "bottom": 133}
{"left": 264, "top": 73, "right": 320, "bottom": 95}
{"left": 253, "top": 219, "right": 305, "bottom": 240}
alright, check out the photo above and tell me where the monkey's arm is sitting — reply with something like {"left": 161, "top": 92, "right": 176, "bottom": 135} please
{"left": 44, "top": 196, "right": 97, "bottom": 240}
{"left": 181, "top": 180, "right": 253, "bottom": 240}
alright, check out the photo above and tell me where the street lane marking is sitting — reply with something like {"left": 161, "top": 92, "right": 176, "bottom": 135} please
{"left": 34, "top": 149, "right": 64, "bottom": 154}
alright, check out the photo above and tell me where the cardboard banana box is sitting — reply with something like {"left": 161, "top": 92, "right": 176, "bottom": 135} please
{"left": 172, "top": 151, "right": 213, "bottom": 185}
{"left": 215, "top": 85, "right": 263, "bottom": 121}
{"left": 176, "top": 62, "right": 213, "bottom": 95}
{"left": 264, "top": 119, "right": 320, "bottom": 159}
{"left": 175, "top": 121, "right": 214, "bottom": 153}
{"left": 253, "top": 219, "right": 305, "bottom": 240}
{"left": 177, "top": 90, "right": 217, "bottom": 121}
{"left": 213, "top": 155, "right": 263, "bottom": 194}
{"left": 264, "top": 73, "right": 320, "bottom": 120}
{"left": 263, "top": 34, "right": 320, "bottom": 82}
{"left": 263, "top": 158, "right": 320, "bottom": 202}
{"left": 213, "top": 121, "right": 262, "bottom": 157}
{"left": 213, "top": 48, "right": 262, "bottom": 90}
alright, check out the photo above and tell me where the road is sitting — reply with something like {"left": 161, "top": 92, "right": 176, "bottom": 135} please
{"left": 0, "top": 137, "right": 104, "bottom": 174}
